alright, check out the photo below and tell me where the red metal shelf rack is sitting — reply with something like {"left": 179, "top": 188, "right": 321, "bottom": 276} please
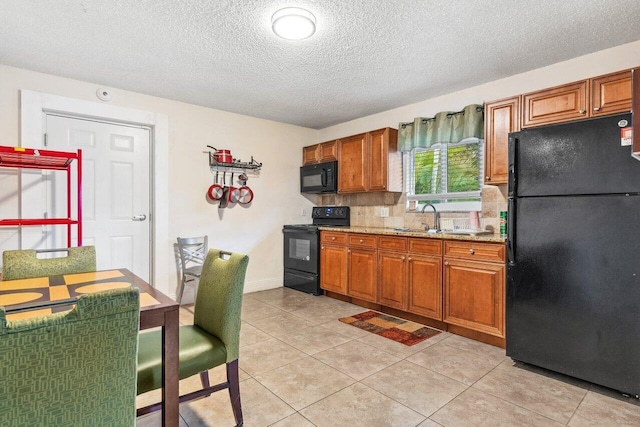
{"left": 0, "top": 146, "right": 82, "bottom": 247}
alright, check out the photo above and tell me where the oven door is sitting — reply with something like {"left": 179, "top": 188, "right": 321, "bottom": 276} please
{"left": 283, "top": 228, "right": 318, "bottom": 274}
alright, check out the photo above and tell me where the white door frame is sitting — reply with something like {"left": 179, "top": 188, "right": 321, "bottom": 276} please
{"left": 20, "top": 90, "right": 169, "bottom": 294}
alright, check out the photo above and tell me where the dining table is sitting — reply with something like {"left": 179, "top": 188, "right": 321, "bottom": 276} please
{"left": 0, "top": 268, "right": 180, "bottom": 427}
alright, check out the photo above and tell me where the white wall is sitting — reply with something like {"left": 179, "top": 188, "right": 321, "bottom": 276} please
{"left": 0, "top": 64, "right": 318, "bottom": 298}
{"left": 318, "top": 40, "right": 640, "bottom": 140}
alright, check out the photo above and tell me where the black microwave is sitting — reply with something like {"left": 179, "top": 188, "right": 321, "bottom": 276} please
{"left": 300, "top": 160, "right": 338, "bottom": 193}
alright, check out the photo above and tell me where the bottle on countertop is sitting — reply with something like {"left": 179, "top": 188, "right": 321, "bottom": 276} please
{"left": 500, "top": 210, "right": 507, "bottom": 236}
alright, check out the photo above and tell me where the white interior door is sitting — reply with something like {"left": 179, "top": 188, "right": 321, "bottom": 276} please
{"left": 43, "top": 114, "right": 151, "bottom": 281}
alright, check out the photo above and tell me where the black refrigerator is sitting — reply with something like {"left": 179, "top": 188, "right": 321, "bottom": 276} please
{"left": 506, "top": 113, "right": 640, "bottom": 397}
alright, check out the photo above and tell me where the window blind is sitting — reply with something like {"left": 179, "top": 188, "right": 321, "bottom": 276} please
{"left": 406, "top": 137, "right": 483, "bottom": 203}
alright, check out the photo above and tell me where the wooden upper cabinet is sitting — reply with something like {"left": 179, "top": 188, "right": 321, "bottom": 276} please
{"left": 337, "top": 133, "right": 368, "bottom": 192}
{"left": 590, "top": 70, "right": 632, "bottom": 117}
{"left": 338, "top": 128, "right": 401, "bottom": 194}
{"left": 369, "top": 128, "right": 400, "bottom": 191}
{"left": 522, "top": 81, "right": 588, "bottom": 128}
{"left": 302, "top": 141, "right": 338, "bottom": 165}
{"left": 484, "top": 97, "right": 520, "bottom": 185}
{"left": 302, "top": 144, "right": 320, "bottom": 165}
{"left": 319, "top": 140, "right": 337, "bottom": 162}
{"left": 520, "top": 68, "right": 634, "bottom": 129}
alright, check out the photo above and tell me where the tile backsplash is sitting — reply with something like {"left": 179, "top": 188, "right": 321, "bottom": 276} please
{"left": 319, "top": 185, "right": 508, "bottom": 232}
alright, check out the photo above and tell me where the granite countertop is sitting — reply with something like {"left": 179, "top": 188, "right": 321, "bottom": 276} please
{"left": 318, "top": 226, "right": 506, "bottom": 243}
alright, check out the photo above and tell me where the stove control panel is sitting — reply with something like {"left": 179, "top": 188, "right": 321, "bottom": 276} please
{"left": 312, "top": 206, "right": 349, "bottom": 219}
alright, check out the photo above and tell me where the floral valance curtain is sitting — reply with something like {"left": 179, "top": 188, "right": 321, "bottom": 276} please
{"left": 398, "top": 104, "right": 484, "bottom": 152}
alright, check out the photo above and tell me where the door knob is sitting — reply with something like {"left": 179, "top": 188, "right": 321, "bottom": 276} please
{"left": 132, "top": 214, "right": 147, "bottom": 221}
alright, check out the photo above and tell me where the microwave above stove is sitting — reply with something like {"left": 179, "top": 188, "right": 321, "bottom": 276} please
{"left": 300, "top": 160, "right": 337, "bottom": 193}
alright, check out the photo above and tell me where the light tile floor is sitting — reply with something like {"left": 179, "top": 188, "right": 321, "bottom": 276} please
{"left": 137, "top": 287, "right": 640, "bottom": 426}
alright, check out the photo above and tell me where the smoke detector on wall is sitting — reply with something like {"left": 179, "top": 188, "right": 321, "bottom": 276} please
{"left": 96, "top": 88, "right": 112, "bottom": 102}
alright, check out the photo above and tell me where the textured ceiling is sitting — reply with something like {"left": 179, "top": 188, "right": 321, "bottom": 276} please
{"left": 1, "top": 0, "right": 640, "bottom": 129}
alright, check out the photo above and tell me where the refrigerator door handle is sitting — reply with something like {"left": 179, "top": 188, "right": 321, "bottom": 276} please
{"left": 507, "top": 198, "right": 516, "bottom": 265}
{"left": 508, "top": 135, "right": 518, "bottom": 198}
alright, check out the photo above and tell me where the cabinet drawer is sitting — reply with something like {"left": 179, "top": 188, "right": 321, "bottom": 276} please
{"left": 348, "top": 234, "right": 377, "bottom": 249}
{"left": 378, "top": 236, "right": 407, "bottom": 251}
{"left": 444, "top": 241, "right": 505, "bottom": 263}
{"left": 321, "top": 231, "right": 347, "bottom": 245}
{"left": 408, "top": 238, "right": 442, "bottom": 256}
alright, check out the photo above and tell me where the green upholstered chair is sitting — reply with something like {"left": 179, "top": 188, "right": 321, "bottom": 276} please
{"left": 137, "top": 249, "right": 249, "bottom": 426}
{"left": 0, "top": 287, "right": 140, "bottom": 427}
{"left": 2, "top": 246, "right": 97, "bottom": 281}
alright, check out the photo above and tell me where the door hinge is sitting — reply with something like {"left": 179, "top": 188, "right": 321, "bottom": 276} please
{"left": 43, "top": 133, "right": 48, "bottom": 147}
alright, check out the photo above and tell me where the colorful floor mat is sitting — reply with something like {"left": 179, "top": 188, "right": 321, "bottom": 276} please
{"left": 339, "top": 310, "right": 442, "bottom": 346}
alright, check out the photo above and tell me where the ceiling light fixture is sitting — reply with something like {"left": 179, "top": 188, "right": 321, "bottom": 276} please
{"left": 271, "top": 7, "right": 316, "bottom": 40}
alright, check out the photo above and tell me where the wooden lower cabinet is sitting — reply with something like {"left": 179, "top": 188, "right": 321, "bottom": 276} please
{"left": 378, "top": 251, "right": 407, "bottom": 309}
{"left": 443, "top": 258, "right": 505, "bottom": 337}
{"left": 320, "top": 244, "right": 348, "bottom": 294}
{"left": 347, "top": 248, "right": 377, "bottom": 302}
{"left": 408, "top": 254, "right": 443, "bottom": 320}
{"left": 319, "top": 230, "right": 506, "bottom": 346}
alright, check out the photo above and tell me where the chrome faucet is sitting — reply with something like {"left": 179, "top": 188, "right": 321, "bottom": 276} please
{"left": 420, "top": 203, "right": 440, "bottom": 232}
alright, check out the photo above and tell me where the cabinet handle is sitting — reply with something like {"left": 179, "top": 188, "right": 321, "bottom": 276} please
{"left": 486, "top": 176, "right": 491, "bottom": 180}
{"left": 408, "top": 257, "right": 412, "bottom": 261}
{"left": 348, "top": 249, "right": 351, "bottom": 253}
{"left": 593, "top": 107, "right": 601, "bottom": 111}
{"left": 321, "top": 246, "right": 324, "bottom": 249}
{"left": 331, "top": 237, "right": 336, "bottom": 241}
{"left": 444, "top": 261, "right": 449, "bottom": 266}
{"left": 359, "top": 239, "right": 364, "bottom": 243}
{"left": 469, "top": 249, "right": 475, "bottom": 254}
{"left": 401, "top": 256, "right": 405, "bottom": 260}
{"left": 579, "top": 109, "right": 586, "bottom": 114}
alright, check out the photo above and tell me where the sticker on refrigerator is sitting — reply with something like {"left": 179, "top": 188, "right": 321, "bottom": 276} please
{"left": 621, "top": 127, "right": 632, "bottom": 146}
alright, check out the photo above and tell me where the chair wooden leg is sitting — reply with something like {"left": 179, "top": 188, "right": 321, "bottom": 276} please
{"left": 227, "top": 360, "right": 243, "bottom": 427}
{"left": 200, "top": 371, "right": 211, "bottom": 397}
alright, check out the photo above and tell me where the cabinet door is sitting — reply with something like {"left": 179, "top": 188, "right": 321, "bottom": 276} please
{"left": 443, "top": 258, "right": 505, "bottom": 337}
{"left": 338, "top": 133, "right": 368, "bottom": 193}
{"left": 320, "top": 244, "right": 348, "bottom": 294}
{"left": 319, "top": 140, "right": 338, "bottom": 162}
{"left": 369, "top": 128, "right": 389, "bottom": 191}
{"left": 302, "top": 144, "right": 319, "bottom": 165}
{"left": 347, "top": 248, "right": 377, "bottom": 302}
{"left": 484, "top": 97, "right": 520, "bottom": 184}
{"left": 407, "top": 254, "right": 442, "bottom": 320}
{"left": 591, "top": 70, "right": 632, "bottom": 117}
{"left": 378, "top": 251, "right": 407, "bottom": 309}
{"left": 522, "top": 81, "right": 588, "bottom": 128}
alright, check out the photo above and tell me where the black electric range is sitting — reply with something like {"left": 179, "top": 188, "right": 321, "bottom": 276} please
{"left": 282, "top": 206, "right": 350, "bottom": 295}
